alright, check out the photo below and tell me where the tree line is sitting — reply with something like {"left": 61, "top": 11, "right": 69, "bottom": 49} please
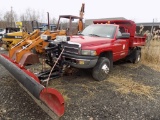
{"left": 0, "top": 8, "right": 57, "bottom": 29}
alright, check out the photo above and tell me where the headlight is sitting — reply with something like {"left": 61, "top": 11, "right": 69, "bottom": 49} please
{"left": 81, "top": 50, "right": 97, "bottom": 56}
{"left": 55, "top": 36, "right": 70, "bottom": 42}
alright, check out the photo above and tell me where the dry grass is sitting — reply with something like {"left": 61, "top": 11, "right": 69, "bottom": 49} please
{"left": 48, "top": 80, "right": 71, "bottom": 102}
{"left": 53, "top": 87, "right": 70, "bottom": 101}
{"left": 141, "top": 40, "right": 160, "bottom": 71}
{"left": 76, "top": 83, "right": 96, "bottom": 98}
{"left": 108, "top": 75, "right": 155, "bottom": 100}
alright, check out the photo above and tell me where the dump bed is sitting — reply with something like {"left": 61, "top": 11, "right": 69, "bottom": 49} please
{"left": 129, "top": 35, "right": 146, "bottom": 47}
{"left": 93, "top": 20, "right": 146, "bottom": 47}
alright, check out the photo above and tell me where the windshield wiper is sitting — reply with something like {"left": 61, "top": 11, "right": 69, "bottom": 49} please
{"left": 88, "top": 34, "right": 100, "bottom": 37}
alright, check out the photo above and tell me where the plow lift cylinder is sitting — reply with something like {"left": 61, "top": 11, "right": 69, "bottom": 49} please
{"left": 0, "top": 54, "right": 64, "bottom": 117}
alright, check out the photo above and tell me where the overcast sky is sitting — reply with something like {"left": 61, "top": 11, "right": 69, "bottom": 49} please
{"left": 0, "top": 0, "right": 159, "bottom": 23}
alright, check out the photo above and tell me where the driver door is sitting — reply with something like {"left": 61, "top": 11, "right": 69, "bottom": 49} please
{"left": 112, "top": 30, "right": 129, "bottom": 61}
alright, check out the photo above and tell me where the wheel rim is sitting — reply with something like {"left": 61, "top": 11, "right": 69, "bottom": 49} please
{"left": 102, "top": 64, "right": 109, "bottom": 74}
{"left": 137, "top": 54, "right": 141, "bottom": 62}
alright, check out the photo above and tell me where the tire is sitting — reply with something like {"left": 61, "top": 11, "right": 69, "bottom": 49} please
{"left": 92, "top": 57, "right": 110, "bottom": 81}
{"left": 133, "top": 50, "right": 141, "bottom": 64}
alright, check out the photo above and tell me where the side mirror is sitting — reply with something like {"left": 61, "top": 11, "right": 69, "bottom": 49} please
{"left": 117, "top": 33, "right": 130, "bottom": 39}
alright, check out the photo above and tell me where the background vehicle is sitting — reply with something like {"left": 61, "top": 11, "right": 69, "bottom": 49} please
{"left": 0, "top": 28, "right": 5, "bottom": 40}
{"left": 0, "top": 28, "right": 5, "bottom": 46}
{"left": 37, "top": 24, "right": 56, "bottom": 31}
{"left": 1, "top": 21, "right": 41, "bottom": 50}
{"left": 0, "top": 27, "right": 20, "bottom": 40}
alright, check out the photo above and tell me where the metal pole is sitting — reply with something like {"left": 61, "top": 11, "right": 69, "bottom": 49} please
{"left": 69, "top": 16, "right": 72, "bottom": 35}
{"left": 47, "top": 12, "right": 50, "bottom": 30}
{"left": 11, "top": 6, "right": 12, "bottom": 27}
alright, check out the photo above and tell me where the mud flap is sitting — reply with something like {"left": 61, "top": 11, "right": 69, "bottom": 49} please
{"left": 0, "top": 54, "right": 64, "bottom": 117}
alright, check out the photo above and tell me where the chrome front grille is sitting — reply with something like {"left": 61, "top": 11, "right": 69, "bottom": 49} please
{"left": 62, "top": 42, "right": 81, "bottom": 55}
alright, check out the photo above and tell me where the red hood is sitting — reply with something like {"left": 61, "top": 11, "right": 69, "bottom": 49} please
{"left": 70, "top": 36, "right": 113, "bottom": 47}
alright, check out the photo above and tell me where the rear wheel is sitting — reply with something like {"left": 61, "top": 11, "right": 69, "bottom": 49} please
{"left": 92, "top": 57, "right": 110, "bottom": 81}
{"left": 133, "top": 50, "right": 141, "bottom": 64}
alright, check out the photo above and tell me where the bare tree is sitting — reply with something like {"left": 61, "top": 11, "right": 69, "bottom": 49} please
{"left": 19, "top": 8, "right": 42, "bottom": 32}
{"left": 3, "top": 7, "right": 18, "bottom": 27}
{"left": 0, "top": 11, "right": 3, "bottom": 28}
{"left": 19, "top": 14, "right": 26, "bottom": 21}
{"left": 0, "top": 11, "right": 2, "bottom": 21}
{"left": 50, "top": 17, "right": 57, "bottom": 24}
{"left": 20, "top": 8, "right": 40, "bottom": 21}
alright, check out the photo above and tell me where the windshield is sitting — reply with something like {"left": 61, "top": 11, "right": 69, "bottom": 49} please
{"left": 41, "top": 26, "right": 48, "bottom": 31}
{"left": 40, "top": 25, "right": 56, "bottom": 31}
{"left": 81, "top": 24, "right": 116, "bottom": 38}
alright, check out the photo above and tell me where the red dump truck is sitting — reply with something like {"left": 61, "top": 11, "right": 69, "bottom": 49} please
{"left": 46, "top": 20, "right": 146, "bottom": 81}
{"left": 0, "top": 19, "right": 146, "bottom": 118}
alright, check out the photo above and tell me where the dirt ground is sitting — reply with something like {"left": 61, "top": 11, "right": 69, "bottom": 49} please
{"left": 0, "top": 49, "right": 160, "bottom": 120}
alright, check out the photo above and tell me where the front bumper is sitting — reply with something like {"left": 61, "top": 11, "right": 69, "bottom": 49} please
{"left": 62, "top": 53, "right": 98, "bottom": 68}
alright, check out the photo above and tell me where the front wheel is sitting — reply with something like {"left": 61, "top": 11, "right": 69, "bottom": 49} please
{"left": 92, "top": 57, "right": 110, "bottom": 81}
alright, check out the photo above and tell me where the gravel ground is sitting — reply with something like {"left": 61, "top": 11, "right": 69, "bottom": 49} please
{"left": 0, "top": 49, "right": 160, "bottom": 120}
